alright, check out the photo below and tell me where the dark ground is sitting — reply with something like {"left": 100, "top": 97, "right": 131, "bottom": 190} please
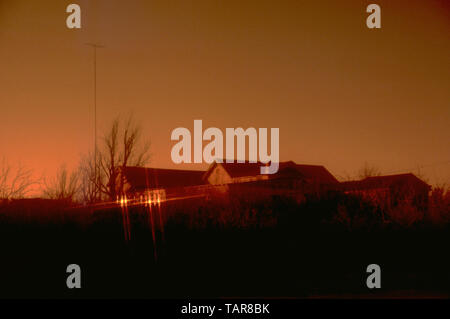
{"left": 0, "top": 196, "right": 449, "bottom": 299}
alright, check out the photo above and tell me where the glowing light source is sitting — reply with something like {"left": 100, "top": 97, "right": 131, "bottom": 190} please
{"left": 120, "top": 195, "right": 128, "bottom": 207}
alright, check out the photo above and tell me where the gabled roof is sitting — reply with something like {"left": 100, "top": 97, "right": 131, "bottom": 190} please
{"left": 203, "top": 160, "right": 339, "bottom": 184}
{"left": 120, "top": 166, "right": 205, "bottom": 192}
{"left": 278, "top": 161, "right": 339, "bottom": 184}
{"left": 341, "top": 173, "right": 431, "bottom": 191}
{"left": 213, "top": 161, "right": 265, "bottom": 178}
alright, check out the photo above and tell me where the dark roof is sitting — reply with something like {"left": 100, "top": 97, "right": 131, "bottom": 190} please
{"left": 205, "top": 160, "right": 338, "bottom": 184}
{"left": 278, "top": 161, "right": 339, "bottom": 184}
{"left": 341, "top": 173, "right": 431, "bottom": 191}
{"left": 121, "top": 166, "right": 205, "bottom": 192}
{"left": 215, "top": 161, "right": 264, "bottom": 178}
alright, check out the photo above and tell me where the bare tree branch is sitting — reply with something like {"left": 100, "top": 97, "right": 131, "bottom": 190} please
{"left": 357, "top": 162, "right": 381, "bottom": 179}
{"left": 0, "top": 158, "right": 35, "bottom": 199}
{"left": 41, "top": 164, "right": 79, "bottom": 203}
{"left": 77, "top": 114, "right": 151, "bottom": 202}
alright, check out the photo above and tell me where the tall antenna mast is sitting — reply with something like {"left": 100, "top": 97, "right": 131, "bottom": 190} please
{"left": 85, "top": 43, "right": 105, "bottom": 199}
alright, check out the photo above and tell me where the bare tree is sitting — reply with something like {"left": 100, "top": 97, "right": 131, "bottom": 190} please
{"left": 79, "top": 114, "right": 151, "bottom": 202}
{"left": 0, "top": 157, "right": 35, "bottom": 199}
{"left": 78, "top": 152, "right": 102, "bottom": 204}
{"left": 336, "top": 171, "right": 354, "bottom": 182}
{"left": 42, "top": 164, "right": 79, "bottom": 203}
{"left": 357, "top": 162, "right": 381, "bottom": 179}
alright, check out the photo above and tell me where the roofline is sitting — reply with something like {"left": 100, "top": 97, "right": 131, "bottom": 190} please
{"left": 121, "top": 166, "right": 206, "bottom": 174}
{"left": 362, "top": 173, "right": 415, "bottom": 179}
{"left": 202, "top": 162, "right": 220, "bottom": 181}
{"left": 343, "top": 173, "right": 431, "bottom": 189}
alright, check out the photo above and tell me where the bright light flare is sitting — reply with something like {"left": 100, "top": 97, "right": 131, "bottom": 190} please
{"left": 120, "top": 195, "right": 128, "bottom": 207}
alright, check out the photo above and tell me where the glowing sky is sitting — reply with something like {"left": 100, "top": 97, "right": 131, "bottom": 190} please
{"left": 1, "top": 0, "right": 449, "bottom": 191}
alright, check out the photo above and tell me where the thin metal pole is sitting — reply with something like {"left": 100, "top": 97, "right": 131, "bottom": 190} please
{"left": 85, "top": 43, "right": 104, "bottom": 200}
{"left": 93, "top": 46, "right": 97, "bottom": 190}
{"left": 94, "top": 46, "right": 97, "bottom": 192}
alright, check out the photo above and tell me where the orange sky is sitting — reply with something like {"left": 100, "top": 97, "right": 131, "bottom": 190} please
{"left": 1, "top": 0, "right": 449, "bottom": 191}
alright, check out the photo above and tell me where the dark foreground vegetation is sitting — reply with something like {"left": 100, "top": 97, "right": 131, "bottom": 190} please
{"left": 0, "top": 190, "right": 449, "bottom": 299}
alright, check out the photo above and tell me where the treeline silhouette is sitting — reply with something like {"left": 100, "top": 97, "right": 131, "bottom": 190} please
{"left": 0, "top": 186, "right": 449, "bottom": 298}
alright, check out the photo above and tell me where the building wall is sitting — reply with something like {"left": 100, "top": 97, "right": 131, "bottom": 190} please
{"left": 207, "top": 165, "right": 233, "bottom": 185}
{"left": 232, "top": 175, "right": 269, "bottom": 184}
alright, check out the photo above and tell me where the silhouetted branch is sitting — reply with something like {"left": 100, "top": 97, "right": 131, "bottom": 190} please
{"left": 0, "top": 158, "right": 35, "bottom": 199}
{"left": 78, "top": 114, "right": 151, "bottom": 202}
{"left": 41, "top": 164, "right": 79, "bottom": 203}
